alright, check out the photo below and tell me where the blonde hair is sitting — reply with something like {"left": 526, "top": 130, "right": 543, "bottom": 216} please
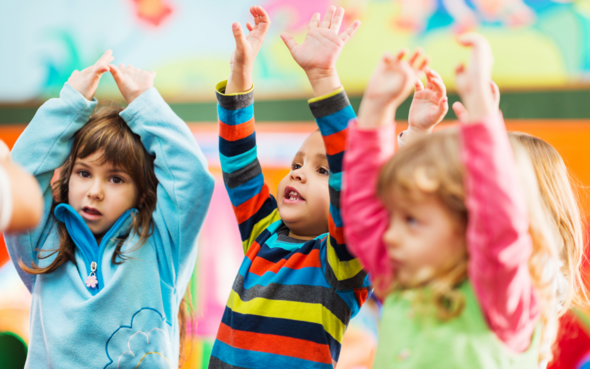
{"left": 377, "top": 128, "right": 560, "bottom": 363}
{"left": 510, "top": 132, "right": 590, "bottom": 363}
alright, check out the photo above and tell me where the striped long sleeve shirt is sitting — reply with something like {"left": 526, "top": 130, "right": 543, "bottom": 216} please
{"left": 209, "top": 81, "right": 371, "bottom": 369}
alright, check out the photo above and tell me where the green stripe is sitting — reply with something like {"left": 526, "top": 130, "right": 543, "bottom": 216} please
{"left": 3, "top": 89, "right": 590, "bottom": 124}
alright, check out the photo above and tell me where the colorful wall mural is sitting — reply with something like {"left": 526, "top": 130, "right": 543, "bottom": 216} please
{"left": 3, "top": 0, "right": 590, "bottom": 103}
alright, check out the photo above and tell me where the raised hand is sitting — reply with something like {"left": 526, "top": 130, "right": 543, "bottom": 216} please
{"left": 454, "top": 33, "right": 496, "bottom": 123}
{"left": 67, "top": 50, "right": 114, "bottom": 101}
{"left": 452, "top": 80, "right": 499, "bottom": 122}
{"left": 281, "top": 6, "right": 361, "bottom": 97}
{"left": 358, "top": 49, "right": 428, "bottom": 129}
{"left": 407, "top": 67, "right": 448, "bottom": 134}
{"left": 109, "top": 64, "right": 156, "bottom": 104}
{"left": 226, "top": 5, "right": 271, "bottom": 94}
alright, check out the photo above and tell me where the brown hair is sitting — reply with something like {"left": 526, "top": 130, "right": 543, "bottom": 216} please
{"left": 18, "top": 102, "right": 192, "bottom": 365}
{"left": 377, "top": 128, "right": 561, "bottom": 364}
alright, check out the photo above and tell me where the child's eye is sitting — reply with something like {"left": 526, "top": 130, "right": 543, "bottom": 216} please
{"left": 291, "top": 163, "right": 302, "bottom": 170}
{"left": 318, "top": 167, "right": 329, "bottom": 175}
{"left": 110, "top": 176, "right": 125, "bottom": 184}
{"left": 406, "top": 216, "right": 418, "bottom": 226}
{"left": 78, "top": 170, "right": 91, "bottom": 178}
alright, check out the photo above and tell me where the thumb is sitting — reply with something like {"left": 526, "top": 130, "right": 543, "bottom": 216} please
{"left": 108, "top": 64, "right": 125, "bottom": 86}
{"left": 280, "top": 33, "right": 298, "bottom": 53}
{"left": 232, "top": 22, "right": 249, "bottom": 49}
{"left": 94, "top": 65, "right": 110, "bottom": 76}
{"left": 452, "top": 101, "right": 469, "bottom": 122}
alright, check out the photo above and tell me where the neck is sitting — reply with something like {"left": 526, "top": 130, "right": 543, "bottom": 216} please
{"left": 287, "top": 231, "right": 316, "bottom": 241}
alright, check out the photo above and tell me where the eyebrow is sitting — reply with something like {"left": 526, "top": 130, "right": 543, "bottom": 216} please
{"left": 73, "top": 160, "right": 130, "bottom": 176}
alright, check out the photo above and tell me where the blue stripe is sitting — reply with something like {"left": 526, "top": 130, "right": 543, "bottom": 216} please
{"left": 219, "top": 133, "right": 257, "bottom": 158}
{"left": 329, "top": 172, "right": 342, "bottom": 191}
{"left": 242, "top": 266, "right": 332, "bottom": 289}
{"left": 316, "top": 106, "right": 355, "bottom": 137}
{"left": 336, "top": 289, "right": 362, "bottom": 317}
{"left": 218, "top": 104, "right": 254, "bottom": 126}
{"left": 238, "top": 255, "right": 253, "bottom": 278}
{"left": 211, "top": 340, "right": 333, "bottom": 369}
{"left": 226, "top": 173, "right": 265, "bottom": 207}
{"left": 220, "top": 147, "right": 257, "bottom": 174}
{"left": 326, "top": 151, "right": 343, "bottom": 174}
{"left": 329, "top": 204, "right": 343, "bottom": 228}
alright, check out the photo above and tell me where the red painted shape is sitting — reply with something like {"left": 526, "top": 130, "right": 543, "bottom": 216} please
{"left": 0, "top": 233, "right": 8, "bottom": 268}
{"left": 548, "top": 310, "right": 590, "bottom": 369}
{"left": 132, "top": 0, "right": 173, "bottom": 27}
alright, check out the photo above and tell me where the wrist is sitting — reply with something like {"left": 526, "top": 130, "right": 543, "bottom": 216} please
{"left": 305, "top": 68, "right": 341, "bottom": 97}
{"left": 358, "top": 100, "right": 396, "bottom": 129}
{"left": 227, "top": 69, "right": 253, "bottom": 94}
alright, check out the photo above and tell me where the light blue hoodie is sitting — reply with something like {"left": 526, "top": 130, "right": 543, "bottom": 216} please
{"left": 5, "top": 84, "right": 215, "bottom": 369}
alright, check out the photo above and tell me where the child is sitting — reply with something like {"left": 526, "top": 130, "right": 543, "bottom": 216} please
{"left": 342, "top": 34, "right": 560, "bottom": 367}
{"left": 209, "top": 6, "right": 370, "bottom": 368}
{"left": 5, "top": 50, "right": 214, "bottom": 368}
{"left": 0, "top": 140, "right": 43, "bottom": 232}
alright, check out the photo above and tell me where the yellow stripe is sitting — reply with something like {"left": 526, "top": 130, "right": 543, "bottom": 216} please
{"left": 227, "top": 289, "right": 345, "bottom": 343}
{"left": 308, "top": 87, "right": 344, "bottom": 104}
{"left": 327, "top": 237, "right": 363, "bottom": 281}
{"left": 242, "top": 209, "right": 281, "bottom": 253}
{"left": 216, "top": 80, "right": 255, "bottom": 96}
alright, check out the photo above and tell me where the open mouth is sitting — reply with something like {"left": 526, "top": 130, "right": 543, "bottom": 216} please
{"left": 82, "top": 206, "right": 102, "bottom": 219}
{"left": 283, "top": 186, "right": 306, "bottom": 203}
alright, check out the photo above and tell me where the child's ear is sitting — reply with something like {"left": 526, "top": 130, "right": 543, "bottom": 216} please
{"left": 137, "top": 194, "right": 146, "bottom": 210}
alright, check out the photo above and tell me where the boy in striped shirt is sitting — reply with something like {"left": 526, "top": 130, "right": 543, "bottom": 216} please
{"left": 210, "top": 6, "right": 370, "bottom": 368}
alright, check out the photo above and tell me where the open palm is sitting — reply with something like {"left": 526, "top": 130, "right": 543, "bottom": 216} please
{"left": 281, "top": 7, "right": 360, "bottom": 74}
{"left": 408, "top": 67, "right": 448, "bottom": 132}
{"left": 230, "top": 6, "right": 271, "bottom": 71}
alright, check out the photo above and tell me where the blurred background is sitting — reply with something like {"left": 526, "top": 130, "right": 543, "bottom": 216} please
{"left": 2, "top": 0, "right": 590, "bottom": 368}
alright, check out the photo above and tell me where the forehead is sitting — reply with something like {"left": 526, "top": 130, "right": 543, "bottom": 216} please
{"left": 295, "top": 131, "right": 326, "bottom": 158}
{"left": 74, "top": 150, "right": 123, "bottom": 171}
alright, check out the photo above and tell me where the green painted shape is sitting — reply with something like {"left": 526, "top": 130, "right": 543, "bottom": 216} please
{"left": 536, "top": 7, "right": 582, "bottom": 74}
{"left": 200, "top": 340, "right": 214, "bottom": 368}
{"left": 3, "top": 89, "right": 590, "bottom": 124}
{"left": 0, "top": 332, "right": 28, "bottom": 369}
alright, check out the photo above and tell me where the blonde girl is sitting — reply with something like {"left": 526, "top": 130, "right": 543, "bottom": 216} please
{"left": 5, "top": 51, "right": 214, "bottom": 369}
{"left": 342, "top": 34, "right": 560, "bottom": 367}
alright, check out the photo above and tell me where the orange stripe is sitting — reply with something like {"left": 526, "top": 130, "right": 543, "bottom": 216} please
{"left": 328, "top": 217, "right": 345, "bottom": 246}
{"left": 233, "top": 185, "right": 271, "bottom": 224}
{"left": 322, "top": 128, "right": 348, "bottom": 156}
{"left": 354, "top": 288, "right": 369, "bottom": 306}
{"left": 246, "top": 241, "right": 262, "bottom": 261}
{"left": 219, "top": 118, "right": 255, "bottom": 142}
{"left": 216, "top": 323, "right": 333, "bottom": 364}
{"left": 249, "top": 249, "right": 322, "bottom": 276}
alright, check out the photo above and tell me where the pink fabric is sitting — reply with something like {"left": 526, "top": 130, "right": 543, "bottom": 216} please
{"left": 341, "top": 116, "right": 539, "bottom": 352}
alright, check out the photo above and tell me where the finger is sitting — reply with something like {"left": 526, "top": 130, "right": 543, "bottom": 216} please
{"left": 415, "top": 79, "right": 425, "bottom": 92}
{"left": 426, "top": 69, "right": 446, "bottom": 97}
{"left": 95, "top": 50, "right": 114, "bottom": 66}
{"left": 246, "top": 22, "right": 254, "bottom": 32}
{"left": 109, "top": 64, "right": 125, "bottom": 85}
{"left": 457, "top": 32, "right": 493, "bottom": 70}
{"left": 452, "top": 101, "right": 469, "bottom": 121}
{"left": 280, "top": 33, "right": 298, "bottom": 52}
{"left": 490, "top": 80, "right": 500, "bottom": 107}
{"left": 408, "top": 48, "right": 423, "bottom": 66}
{"left": 253, "top": 5, "right": 271, "bottom": 33}
{"left": 339, "top": 20, "right": 361, "bottom": 43}
{"left": 232, "top": 22, "right": 248, "bottom": 50}
{"left": 395, "top": 49, "right": 408, "bottom": 61}
{"left": 320, "top": 6, "right": 336, "bottom": 28}
{"left": 417, "top": 56, "right": 429, "bottom": 72}
{"left": 94, "top": 65, "right": 110, "bottom": 76}
{"left": 308, "top": 12, "right": 321, "bottom": 29}
{"left": 330, "top": 7, "right": 345, "bottom": 33}
{"left": 455, "top": 63, "right": 465, "bottom": 75}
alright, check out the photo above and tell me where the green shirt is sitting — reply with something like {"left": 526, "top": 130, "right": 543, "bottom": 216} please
{"left": 373, "top": 281, "right": 540, "bottom": 368}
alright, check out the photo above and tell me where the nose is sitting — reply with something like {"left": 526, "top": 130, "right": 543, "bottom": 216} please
{"left": 290, "top": 166, "right": 307, "bottom": 183}
{"left": 87, "top": 179, "right": 104, "bottom": 201}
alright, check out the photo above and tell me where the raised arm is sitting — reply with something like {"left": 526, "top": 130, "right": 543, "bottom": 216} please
{"left": 216, "top": 6, "right": 279, "bottom": 254}
{"left": 4, "top": 51, "right": 112, "bottom": 291}
{"left": 111, "top": 64, "right": 215, "bottom": 286}
{"left": 455, "top": 34, "right": 538, "bottom": 352}
{"left": 342, "top": 50, "right": 427, "bottom": 294}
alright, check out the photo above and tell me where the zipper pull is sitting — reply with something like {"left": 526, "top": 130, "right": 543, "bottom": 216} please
{"left": 85, "top": 261, "right": 98, "bottom": 289}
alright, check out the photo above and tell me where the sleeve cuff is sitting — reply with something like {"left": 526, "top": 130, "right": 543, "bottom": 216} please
{"left": 215, "top": 80, "right": 254, "bottom": 96}
{"left": 61, "top": 83, "right": 98, "bottom": 113}
{"left": 215, "top": 80, "right": 254, "bottom": 111}
{"left": 0, "top": 164, "right": 13, "bottom": 231}
{"left": 119, "top": 87, "right": 165, "bottom": 126}
{"left": 308, "top": 86, "right": 344, "bottom": 104}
